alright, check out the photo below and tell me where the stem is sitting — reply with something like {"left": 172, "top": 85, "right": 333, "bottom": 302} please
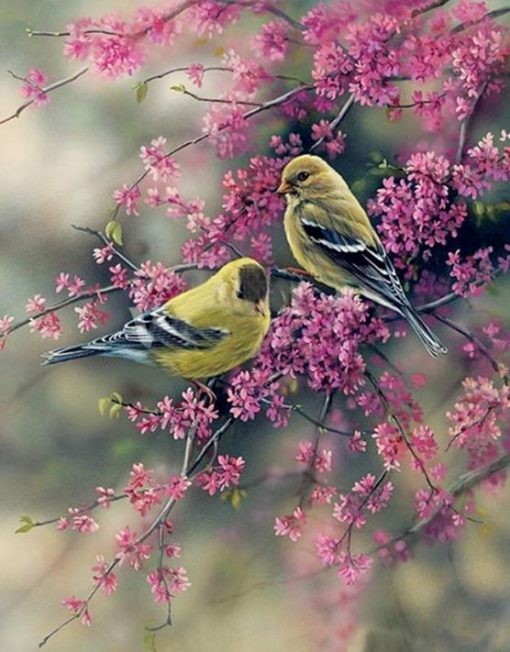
{"left": 310, "top": 94, "right": 355, "bottom": 152}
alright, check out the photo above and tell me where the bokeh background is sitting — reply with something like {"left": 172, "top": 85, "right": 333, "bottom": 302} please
{"left": 1, "top": 1, "right": 510, "bottom": 651}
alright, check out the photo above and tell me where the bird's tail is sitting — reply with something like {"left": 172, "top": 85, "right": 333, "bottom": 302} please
{"left": 400, "top": 305, "right": 447, "bottom": 358}
{"left": 42, "top": 344, "right": 101, "bottom": 365}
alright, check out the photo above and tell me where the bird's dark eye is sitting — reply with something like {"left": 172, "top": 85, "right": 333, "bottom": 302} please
{"left": 297, "top": 171, "right": 310, "bottom": 182}
{"left": 236, "top": 290, "right": 244, "bottom": 300}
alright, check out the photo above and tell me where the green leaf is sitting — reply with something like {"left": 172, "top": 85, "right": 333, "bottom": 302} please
{"left": 170, "top": 83, "right": 186, "bottom": 93}
{"left": 135, "top": 81, "right": 149, "bottom": 104}
{"left": 109, "top": 403, "right": 123, "bottom": 419}
{"left": 98, "top": 396, "right": 111, "bottom": 416}
{"left": 472, "top": 201, "right": 485, "bottom": 218}
{"left": 220, "top": 488, "right": 247, "bottom": 510}
{"left": 105, "top": 220, "right": 123, "bottom": 246}
{"left": 16, "top": 515, "right": 34, "bottom": 534}
{"left": 143, "top": 631, "right": 157, "bottom": 652}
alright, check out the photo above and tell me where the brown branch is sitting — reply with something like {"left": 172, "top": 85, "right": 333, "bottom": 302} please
{"left": 179, "top": 89, "right": 262, "bottom": 107}
{"left": 298, "top": 392, "right": 333, "bottom": 506}
{"left": 431, "top": 312, "right": 500, "bottom": 374}
{"left": 0, "top": 67, "right": 88, "bottom": 127}
{"left": 451, "top": 6, "right": 510, "bottom": 34}
{"left": 370, "top": 451, "right": 510, "bottom": 554}
{"left": 456, "top": 81, "right": 488, "bottom": 164}
{"left": 310, "top": 93, "right": 355, "bottom": 152}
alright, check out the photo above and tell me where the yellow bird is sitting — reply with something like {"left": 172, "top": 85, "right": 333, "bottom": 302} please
{"left": 277, "top": 154, "right": 446, "bottom": 357}
{"left": 44, "top": 258, "right": 271, "bottom": 388}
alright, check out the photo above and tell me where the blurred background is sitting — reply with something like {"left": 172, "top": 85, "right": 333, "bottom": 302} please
{"left": 1, "top": 1, "right": 510, "bottom": 651}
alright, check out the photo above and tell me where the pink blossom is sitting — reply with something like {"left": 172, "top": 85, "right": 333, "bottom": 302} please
{"left": 165, "top": 476, "right": 191, "bottom": 501}
{"left": 187, "top": 63, "right": 204, "bottom": 87}
{"left": 139, "top": 137, "right": 180, "bottom": 182}
{"left": 348, "top": 430, "right": 367, "bottom": 453}
{"left": 61, "top": 596, "right": 91, "bottom": 626}
{"left": 55, "top": 273, "right": 70, "bottom": 294}
{"left": 96, "top": 486, "right": 115, "bottom": 509}
{"left": 91, "top": 555, "right": 117, "bottom": 595}
{"left": 274, "top": 506, "right": 306, "bottom": 542}
{"left": 129, "top": 261, "right": 187, "bottom": 312}
{"left": 196, "top": 455, "right": 245, "bottom": 496}
{"left": 93, "top": 243, "right": 114, "bottom": 264}
{"left": 115, "top": 526, "right": 152, "bottom": 570}
{"left": 29, "top": 313, "right": 62, "bottom": 340}
{"left": 20, "top": 68, "right": 49, "bottom": 106}
{"left": 25, "top": 294, "right": 46, "bottom": 315}
{"left": 113, "top": 184, "right": 141, "bottom": 216}
{"left": 252, "top": 20, "right": 289, "bottom": 61}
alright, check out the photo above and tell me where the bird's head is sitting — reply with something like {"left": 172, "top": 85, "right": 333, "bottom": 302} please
{"left": 215, "top": 258, "right": 269, "bottom": 319}
{"left": 277, "top": 154, "right": 339, "bottom": 200}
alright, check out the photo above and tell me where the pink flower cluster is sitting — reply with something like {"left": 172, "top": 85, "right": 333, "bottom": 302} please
{"left": 126, "top": 389, "right": 219, "bottom": 443}
{"left": 256, "top": 283, "right": 389, "bottom": 394}
{"left": 196, "top": 455, "right": 245, "bottom": 496}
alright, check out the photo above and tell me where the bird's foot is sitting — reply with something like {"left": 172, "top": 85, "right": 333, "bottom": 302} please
{"left": 190, "top": 380, "right": 216, "bottom": 404}
{"left": 285, "top": 266, "right": 310, "bottom": 277}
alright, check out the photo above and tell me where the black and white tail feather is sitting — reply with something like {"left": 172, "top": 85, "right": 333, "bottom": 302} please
{"left": 300, "top": 217, "right": 447, "bottom": 357}
{"left": 43, "top": 307, "right": 229, "bottom": 366}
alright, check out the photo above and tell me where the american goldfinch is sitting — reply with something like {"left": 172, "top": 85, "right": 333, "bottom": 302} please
{"left": 44, "top": 258, "right": 271, "bottom": 384}
{"left": 277, "top": 154, "right": 446, "bottom": 357}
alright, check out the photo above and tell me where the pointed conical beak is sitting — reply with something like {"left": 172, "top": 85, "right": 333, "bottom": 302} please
{"left": 277, "top": 180, "right": 293, "bottom": 194}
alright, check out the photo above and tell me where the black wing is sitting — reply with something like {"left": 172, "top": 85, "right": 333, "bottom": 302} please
{"left": 300, "top": 216, "right": 410, "bottom": 311}
{"left": 119, "top": 309, "right": 230, "bottom": 350}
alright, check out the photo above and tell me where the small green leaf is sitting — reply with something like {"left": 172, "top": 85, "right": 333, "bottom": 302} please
{"left": 135, "top": 81, "right": 149, "bottom": 104}
{"left": 170, "top": 83, "right": 186, "bottom": 93}
{"left": 143, "top": 630, "right": 157, "bottom": 652}
{"left": 111, "top": 391, "right": 123, "bottom": 404}
{"left": 109, "top": 403, "right": 123, "bottom": 419}
{"left": 472, "top": 201, "right": 485, "bottom": 218}
{"left": 16, "top": 515, "right": 34, "bottom": 534}
{"left": 98, "top": 396, "right": 111, "bottom": 416}
{"left": 221, "top": 488, "right": 247, "bottom": 510}
{"left": 105, "top": 220, "right": 123, "bottom": 246}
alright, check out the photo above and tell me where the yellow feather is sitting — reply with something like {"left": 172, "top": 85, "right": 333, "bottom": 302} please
{"left": 150, "top": 258, "right": 270, "bottom": 379}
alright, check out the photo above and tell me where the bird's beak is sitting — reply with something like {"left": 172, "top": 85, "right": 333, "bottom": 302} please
{"left": 255, "top": 300, "right": 266, "bottom": 317}
{"left": 277, "top": 180, "right": 293, "bottom": 194}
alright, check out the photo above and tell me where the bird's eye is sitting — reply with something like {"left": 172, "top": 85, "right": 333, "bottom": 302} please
{"left": 297, "top": 171, "right": 310, "bottom": 182}
{"left": 236, "top": 290, "right": 244, "bottom": 299}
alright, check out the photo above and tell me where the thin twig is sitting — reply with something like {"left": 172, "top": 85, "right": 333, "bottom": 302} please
{"left": 0, "top": 67, "right": 88, "bottom": 127}
{"left": 310, "top": 94, "right": 355, "bottom": 152}
{"left": 72, "top": 225, "right": 139, "bottom": 272}
{"left": 432, "top": 312, "right": 500, "bottom": 374}
{"left": 456, "top": 81, "right": 488, "bottom": 164}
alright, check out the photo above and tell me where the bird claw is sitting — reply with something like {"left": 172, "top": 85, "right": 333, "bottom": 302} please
{"left": 285, "top": 266, "right": 310, "bottom": 277}
{"left": 190, "top": 380, "right": 216, "bottom": 404}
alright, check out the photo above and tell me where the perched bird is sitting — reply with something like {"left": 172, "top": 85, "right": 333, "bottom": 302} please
{"left": 44, "top": 258, "right": 271, "bottom": 391}
{"left": 277, "top": 154, "right": 446, "bottom": 357}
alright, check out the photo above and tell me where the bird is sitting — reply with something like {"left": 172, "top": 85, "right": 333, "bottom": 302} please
{"left": 43, "top": 258, "right": 271, "bottom": 395}
{"left": 277, "top": 154, "right": 447, "bottom": 357}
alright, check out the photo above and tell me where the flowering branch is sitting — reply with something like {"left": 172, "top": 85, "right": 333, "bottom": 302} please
{"left": 372, "top": 451, "right": 510, "bottom": 555}
{"left": 0, "top": 66, "right": 88, "bottom": 126}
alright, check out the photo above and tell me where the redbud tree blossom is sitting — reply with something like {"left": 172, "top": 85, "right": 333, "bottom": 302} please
{"left": 2, "top": 0, "right": 510, "bottom": 648}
